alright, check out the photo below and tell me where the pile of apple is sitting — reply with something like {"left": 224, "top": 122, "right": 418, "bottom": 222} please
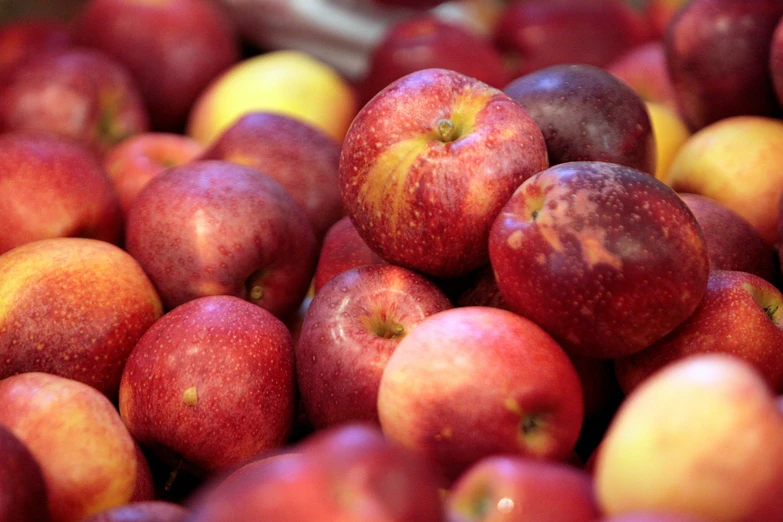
{"left": 3, "top": 0, "right": 783, "bottom": 520}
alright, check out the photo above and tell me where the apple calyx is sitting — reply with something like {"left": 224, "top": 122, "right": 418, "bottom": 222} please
{"left": 361, "top": 311, "right": 406, "bottom": 340}
{"left": 183, "top": 386, "right": 198, "bottom": 406}
{"left": 250, "top": 285, "right": 264, "bottom": 301}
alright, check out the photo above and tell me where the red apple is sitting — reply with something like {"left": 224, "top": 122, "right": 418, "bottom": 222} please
{"left": 447, "top": 455, "right": 601, "bottom": 522}
{"left": 0, "top": 18, "right": 72, "bottom": 79}
{"left": 103, "top": 132, "right": 204, "bottom": 218}
{"left": 599, "top": 515, "right": 712, "bottom": 522}
{"left": 295, "top": 264, "right": 452, "bottom": 428}
{"left": 119, "top": 295, "right": 297, "bottom": 476}
{"left": 771, "top": 15, "right": 783, "bottom": 109}
{"left": 377, "top": 306, "right": 584, "bottom": 483}
{"left": 665, "top": 0, "right": 783, "bottom": 131}
{"left": 0, "top": 372, "right": 138, "bottom": 522}
{"left": 199, "top": 111, "right": 344, "bottom": 243}
{"left": 0, "top": 237, "right": 164, "bottom": 400}
{"left": 645, "top": 0, "right": 689, "bottom": 40}
{"left": 130, "top": 442, "right": 155, "bottom": 502}
{"left": 0, "top": 48, "right": 149, "bottom": 155}
{"left": 605, "top": 41, "right": 679, "bottom": 112}
{"left": 489, "top": 161, "right": 710, "bottom": 359}
{"left": 339, "top": 68, "right": 548, "bottom": 279}
{"left": 72, "top": 0, "right": 240, "bottom": 131}
{"left": 125, "top": 160, "right": 318, "bottom": 318}
{"left": 0, "top": 424, "right": 50, "bottom": 522}
{"left": 0, "top": 132, "right": 123, "bottom": 254}
{"left": 79, "top": 501, "right": 187, "bottom": 522}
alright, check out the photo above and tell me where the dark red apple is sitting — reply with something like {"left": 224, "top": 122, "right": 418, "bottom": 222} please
{"left": 79, "top": 501, "right": 187, "bottom": 522}
{"left": 771, "top": 15, "right": 783, "bottom": 109}
{"left": 0, "top": 424, "right": 50, "bottom": 522}
{"left": 0, "top": 18, "right": 72, "bottom": 79}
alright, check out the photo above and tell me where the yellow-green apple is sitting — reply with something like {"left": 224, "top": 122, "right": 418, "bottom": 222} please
{"left": 295, "top": 264, "right": 452, "bottom": 429}
{"left": 187, "top": 50, "right": 358, "bottom": 146}
{"left": 0, "top": 132, "right": 123, "bottom": 254}
{"left": 606, "top": 41, "right": 679, "bottom": 113}
{"left": 0, "top": 48, "right": 149, "bottom": 155}
{"left": 124, "top": 160, "right": 318, "bottom": 318}
{"left": 615, "top": 270, "right": 783, "bottom": 394}
{"left": 72, "top": 0, "right": 240, "bottom": 132}
{"left": 489, "top": 161, "right": 709, "bottom": 359}
{"left": 680, "top": 193, "right": 779, "bottom": 284}
{"left": 339, "top": 68, "right": 548, "bottom": 279}
{"left": 493, "top": 0, "right": 652, "bottom": 79}
{"left": 645, "top": 0, "right": 688, "bottom": 39}
{"left": 358, "top": 15, "right": 509, "bottom": 104}
{"left": 666, "top": 115, "right": 783, "bottom": 246}
{"left": 313, "top": 216, "right": 388, "bottom": 293}
{"left": 665, "top": 0, "right": 783, "bottom": 131}
{"left": 503, "top": 64, "right": 656, "bottom": 174}
{"left": 0, "top": 424, "right": 51, "bottom": 522}
{"left": 595, "top": 354, "right": 783, "bottom": 520}
{"left": 119, "top": 295, "right": 297, "bottom": 476}
{"left": 0, "top": 372, "right": 138, "bottom": 522}
{"left": 377, "top": 306, "right": 584, "bottom": 483}
{"left": 645, "top": 101, "right": 690, "bottom": 184}
{"left": 199, "top": 112, "right": 343, "bottom": 243}
{"left": 446, "top": 455, "right": 600, "bottom": 522}
{"left": 103, "top": 132, "right": 204, "bottom": 218}
{"left": 0, "top": 18, "right": 72, "bottom": 79}
{"left": 79, "top": 501, "right": 187, "bottom": 522}
{"left": 0, "top": 237, "right": 163, "bottom": 400}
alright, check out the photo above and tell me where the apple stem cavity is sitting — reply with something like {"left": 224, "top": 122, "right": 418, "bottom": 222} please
{"left": 520, "top": 413, "right": 542, "bottom": 436}
{"left": 765, "top": 304, "right": 779, "bottom": 321}
{"left": 436, "top": 118, "right": 457, "bottom": 142}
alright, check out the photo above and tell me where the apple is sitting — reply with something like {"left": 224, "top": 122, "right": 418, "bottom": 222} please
{"left": 666, "top": 115, "right": 783, "bottom": 246}
{"left": 187, "top": 50, "right": 359, "bottom": 146}
{"left": 0, "top": 372, "right": 138, "bottom": 522}
{"left": 595, "top": 354, "right": 783, "bottom": 520}
{"left": 665, "top": 0, "right": 783, "bottom": 131}
{"left": 119, "top": 295, "right": 297, "bottom": 476}
{"left": 103, "top": 132, "right": 204, "bottom": 218}
{"left": 503, "top": 64, "right": 656, "bottom": 174}
{"left": 489, "top": 161, "right": 710, "bottom": 359}
{"left": 339, "top": 68, "right": 548, "bottom": 279}
{"left": 599, "top": 515, "right": 712, "bottom": 522}
{"left": 124, "top": 159, "right": 318, "bottom": 318}
{"left": 295, "top": 263, "right": 452, "bottom": 429}
{"left": 0, "top": 18, "right": 72, "bottom": 79}
{"left": 446, "top": 455, "right": 601, "bottom": 522}
{"left": 771, "top": 15, "right": 783, "bottom": 108}
{"left": 72, "top": 0, "right": 240, "bottom": 132}
{"left": 0, "top": 48, "right": 149, "bottom": 155}
{"left": 313, "top": 215, "right": 388, "bottom": 293}
{"left": 131, "top": 442, "right": 155, "bottom": 502}
{"left": 0, "top": 237, "right": 163, "bottom": 400}
{"left": 199, "top": 111, "right": 344, "bottom": 243}
{"left": 450, "top": 265, "right": 508, "bottom": 309}
{"left": 79, "top": 501, "right": 187, "bottom": 522}
{"left": 371, "top": 0, "right": 448, "bottom": 8}
{"left": 0, "top": 132, "right": 123, "bottom": 254}
{"left": 493, "top": 0, "right": 652, "bottom": 79}
{"left": 645, "top": 0, "right": 688, "bottom": 40}
{"left": 680, "top": 193, "right": 779, "bottom": 284}
{"left": 0, "top": 424, "right": 51, "bottom": 522}
{"left": 645, "top": 101, "right": 691, "bottom": 185}
{"left": 377, "top": 306, "right": 584, "bottom": 483}
{"left": 358, "top": 14, "right": 509, "bottom": 104}
{"left": 606, "top": 41, "right": 679, "bottom": 113}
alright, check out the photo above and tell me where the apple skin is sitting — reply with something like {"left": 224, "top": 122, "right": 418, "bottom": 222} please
{"left": 0, "top": 424, "right": 51, "bottom": 522}
{"left": 489, "top": 161, "right": 709, "bottom": 359}
{"left": 665, "top": 0, "right": 783, "bottom": 131}
{"left": 0, "top": 372, "right": 138, "bottom": 522}
{"left": 79, "top": 501, "right": 187, "bottom": 522}
{"left": 771, "top": 16, "right": 783, "bottom": 109}
{"left": 645, "top": 101, "right": 691, "bottom": 185}
{"left": 0, "top": 237, "right": 164, "bottom": 400}
{"left": 0, "top": 132, "right": 123, "bottom": 255}
{"left": 680, "top": 193, "right": 779, "bottom": 284}
{"left": 339, "top": 68, "right": 548, "bottom": 279}
{"left": 199, "top": 112, "right": 344, "bottom": 243}
{"left": 130, "top": 442, "right": 155, "bottom": 502}
{"left": 446, "top": 455, "right": 600, "bottom": 522}
{"left": 0, "top": 18, "right": 72, "bottom": 79}
{"left": 615, "top": 270, "right": 783, "bottom": 394}
{"left": 0, "top": 48, "right": 149, "bottom": 155}
{"left": 119, "top": 295, "right": 297, "bottom": 476}
{"left": 73, "top": 0, "right": 240, "bottom": 132}
{"left": 125, "top": 159, "right": 318, "bottom": 318}
{"left": 599, "top": 515, "right": 711, "bottom": 522}
{"left": 359, "top": 15, "right": 509, "bottom": 104}
{"left": 606, "top": 41, "right": 679, "bottom": 113}
{"left": 595, "top": 354, "right": 783, "bottom": 521}
{"left": 104, "top": 132, "right": 204, "bottom": 218}
{"left": 295, "top": 264, "right": 452, "bottom": 429}
{"left": 377, "top": 306, "right": 584, "bottom": 483}
{"left": 645, "top": 0, "right": 688, "bottom": 40}
{"left": 503, "top": 64, "right": 656, "bottom": 174}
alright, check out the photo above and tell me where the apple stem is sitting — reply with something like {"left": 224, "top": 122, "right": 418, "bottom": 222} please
{"left": 436, "top": 118, "right": 456, "bottom": 142}
{"left": 164, "top": 459, "right": 183, "bottom": 492}
{"left": 765, "top": 304, "right": 779, "bottom": 320}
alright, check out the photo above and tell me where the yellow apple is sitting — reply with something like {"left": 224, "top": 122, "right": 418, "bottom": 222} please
{"left": 595, "top": 354, "right": 783, "bottom": 521}
{"left": 646, "top": 101, "right": 690, "bottom": 185}
{"left": 666, "top": 116, "right": 783, "bottom": 245}
{"left": 186, "top": 50, "right": 358, "bottom": 146}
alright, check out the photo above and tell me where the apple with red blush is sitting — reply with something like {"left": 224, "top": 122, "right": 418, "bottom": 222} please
{"left": 0, "top": 424, "right": 51, "bottom": 522}
{"left": 605, "top": 41, "right": 679, "bottom": 112}
{"left": 79, "top": 501, "right": 187, "bottom": 522}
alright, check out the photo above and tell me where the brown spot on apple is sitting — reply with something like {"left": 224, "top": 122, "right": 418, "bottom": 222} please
{"left": 183, "top": 386, "right": 198, "bottom": 406}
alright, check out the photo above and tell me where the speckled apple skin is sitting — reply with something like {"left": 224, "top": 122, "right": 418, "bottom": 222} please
{"left": 125, "top": 160, "right": 318, "bottom": 318}
{"left": 339, "top": 68, "right": 548, "bottom": 279}
{"left": 119, "top": 295, "right": 297, "bottom": 475}
{"left": 616, "top": 270, "right": 783, "bottom": 394}
{"left": 0, "top": 372, "right": 138, "bottom": 522}
{"left": 0, "top": 237, "right": 163, "bottom": 400}
{"left": 0, "top": 425, "right": 50, "bottom": 522}
{"left": 377, "top": 306, "right": 584, "bottom": 483}
{"left": 295, "top": 264, "right": 452, "bottom": 429}
{"left": 489, "top": 161, "right": 709, "bottom": 359}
